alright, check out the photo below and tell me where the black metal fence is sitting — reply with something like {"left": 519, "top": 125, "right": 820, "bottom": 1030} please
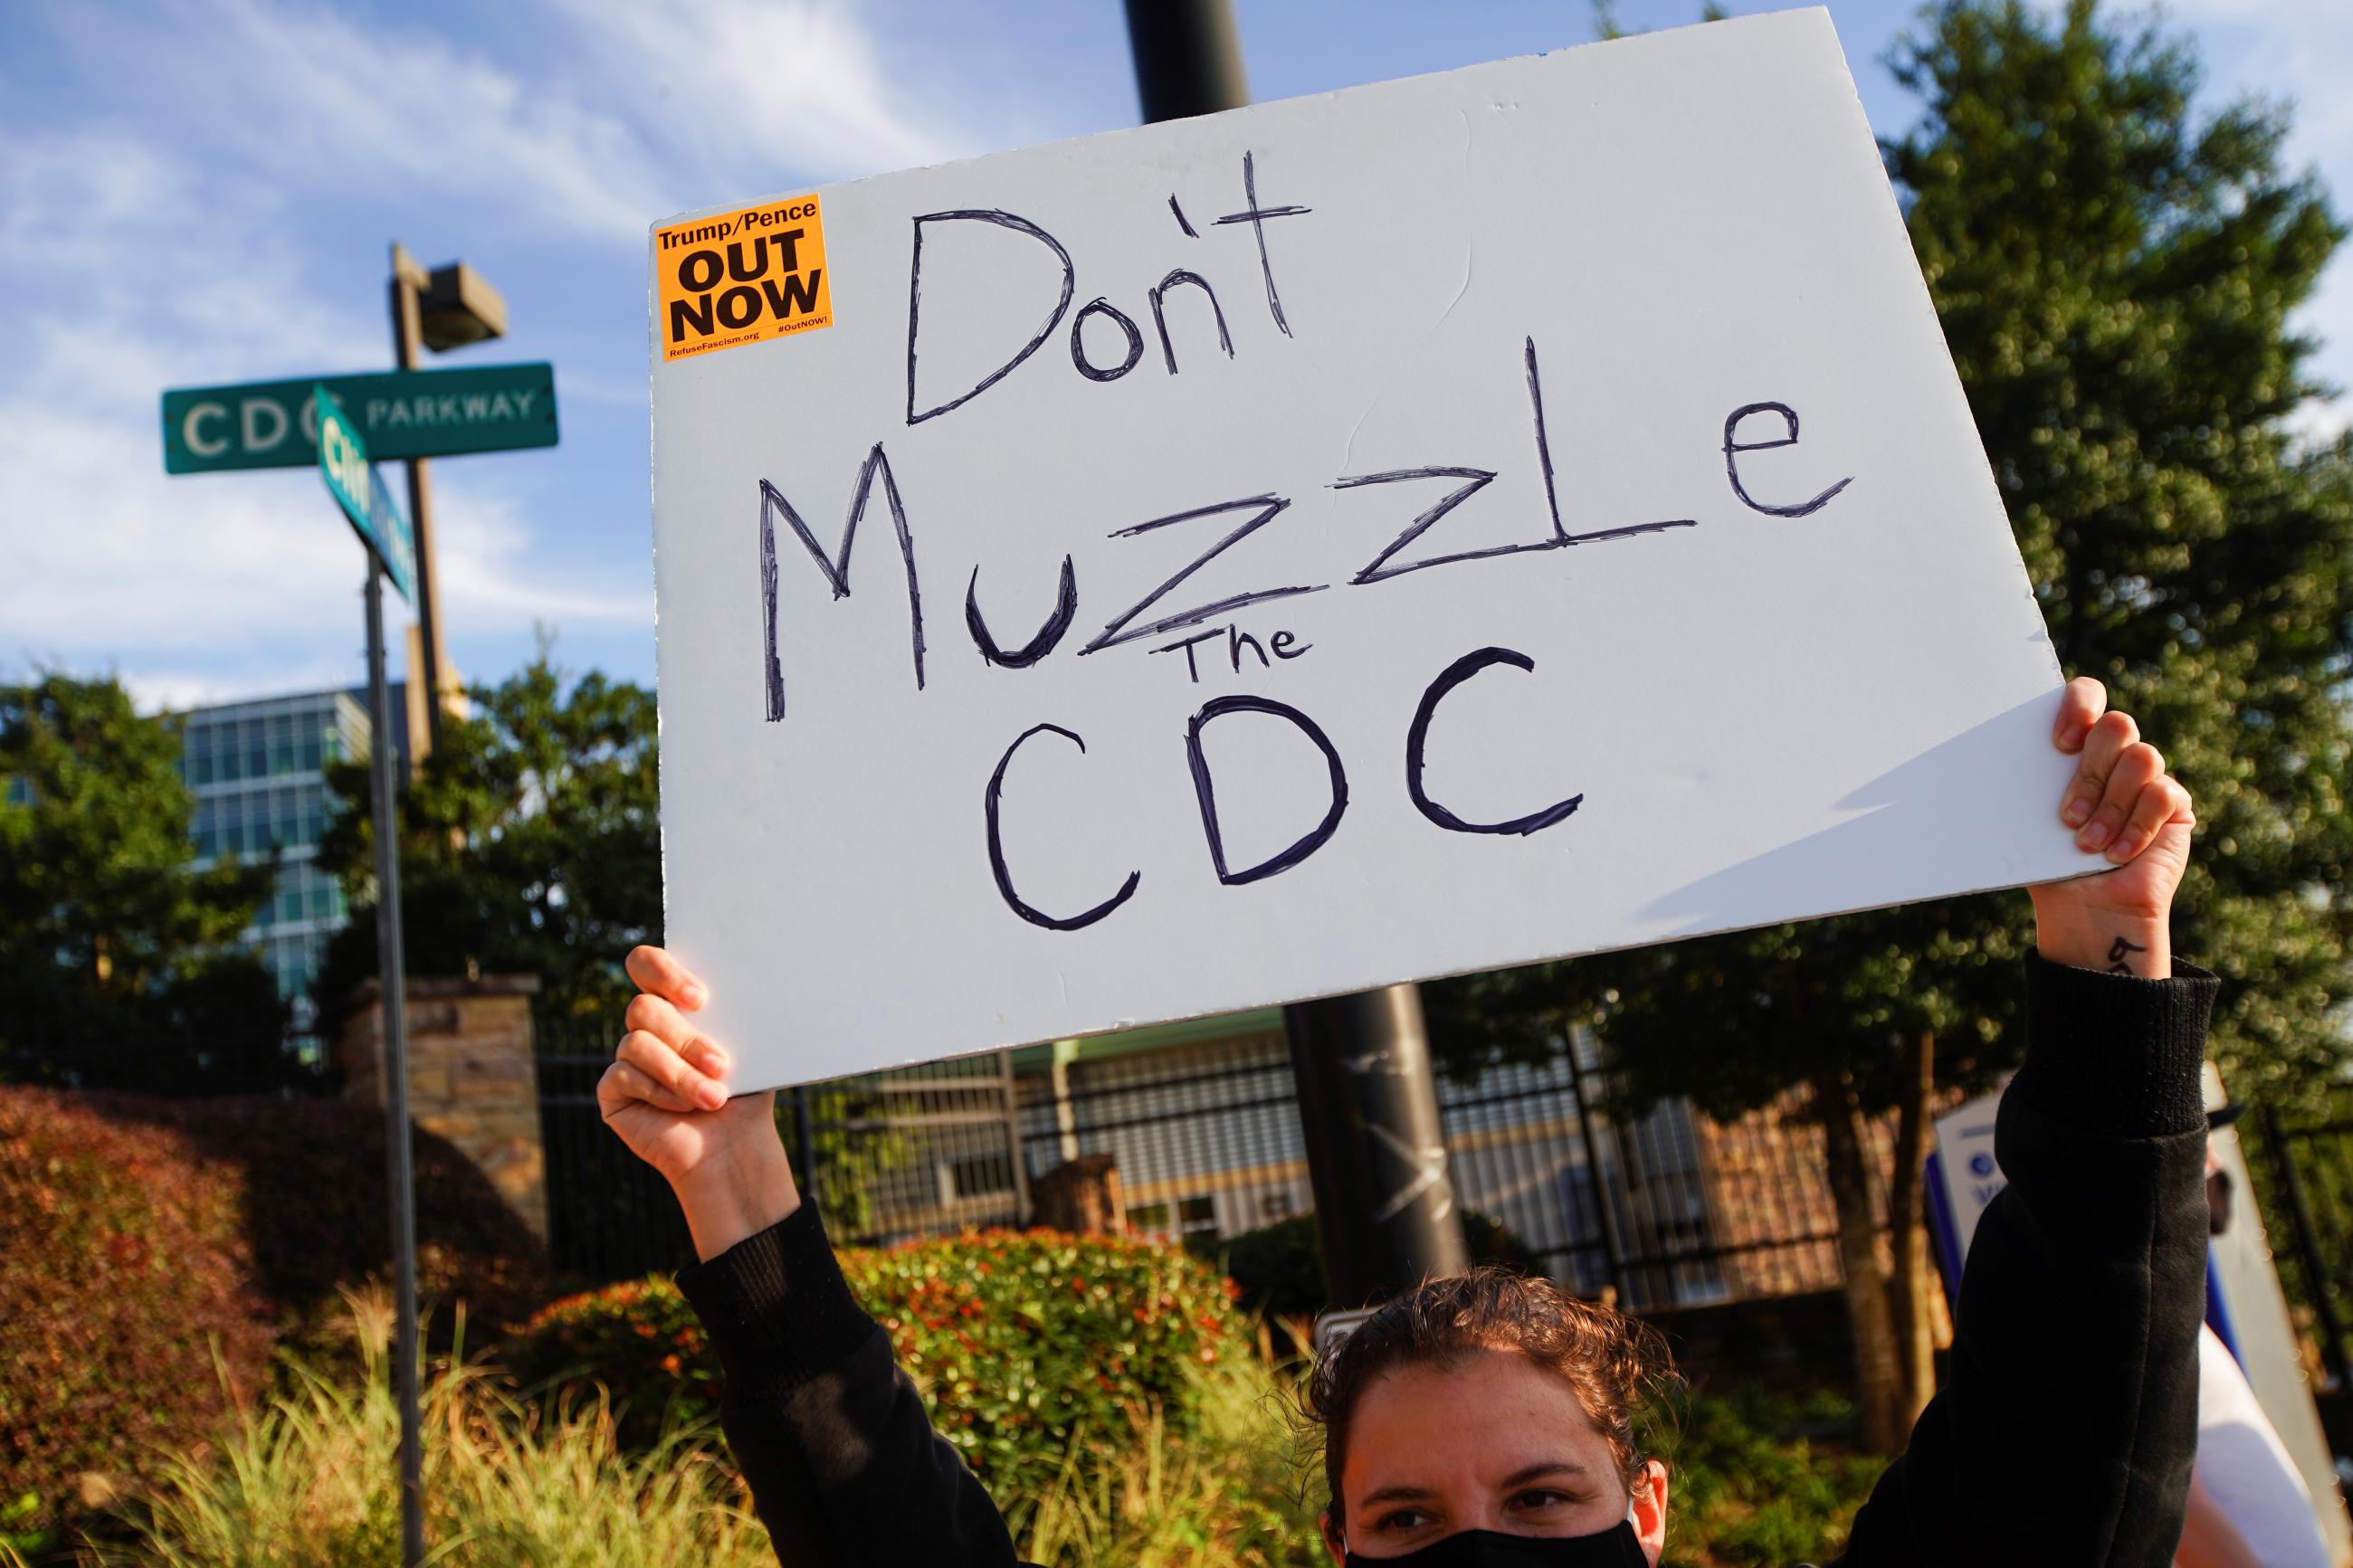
{"left": 532, "top": 1005, "right": 700, "bottom": 1281}
{"left": 0, "top": 1022, "right": 334, "bottom": 1098}
{"left": 2244, "top": 1102, "right": 2353, "bottom": 1394}
{"left": 1012, "top": 1027, "right": 1877, "bottom": 1313}
{"left": 533, "top": 1002, "right": 1885, "bottom": 1311}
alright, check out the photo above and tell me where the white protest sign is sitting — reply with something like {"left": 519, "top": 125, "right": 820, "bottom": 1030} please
{"left": 649, "top": 8, "right": 2101, "bottom": 1094}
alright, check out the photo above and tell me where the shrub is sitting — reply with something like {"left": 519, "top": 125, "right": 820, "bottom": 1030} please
{"left": 1191, "top": 1211, "right": 1541, "bottom": 1323}
{"left": 1650, "top": 1384, "right": 1881, "bottom": 1567}
{"left": 132, "top": 1093, "right": 549, "bottom": 1356}
{"left": 1190, "top": 1216, "right": 1323, "bottom": 1323}
{"left": 0, "top": 1087, "right": 549, "bottom": 1541}
{"left": 500, "top": 1277, "right": 719, "bottom": 1451}
{"left": 510, "top": 1227, "right": 1245, "bottom": 1502}
{"left": 0, "top": 1090, "right": 274, "bottom": 1554}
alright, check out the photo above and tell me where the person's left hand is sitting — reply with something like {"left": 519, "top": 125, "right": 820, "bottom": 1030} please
{"left": 2026, "top": 677, "right": 2195, "bottom": 977}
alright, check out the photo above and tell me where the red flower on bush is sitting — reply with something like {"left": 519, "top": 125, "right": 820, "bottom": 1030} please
{"left": 503, "top": 1226, "right": 1246, "bottom": 1500}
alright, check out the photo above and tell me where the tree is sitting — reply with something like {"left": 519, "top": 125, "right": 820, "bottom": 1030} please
{"left": 0, "top": 673, "right": 281, "bottom": 1048}
{"left": 316, "top": 653, "right": 662, "bottom": 1018}
{"left": 317, "top": 651, "right": 938, "bottom": 1226}
{"left": 1430, "top": 0, "right": 2353, "bottom": 1453}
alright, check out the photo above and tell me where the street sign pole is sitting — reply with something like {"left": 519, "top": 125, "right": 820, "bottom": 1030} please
{"left": 1122, "top": 0, "right": 1467, "bottom": 1306}
{"left": 363, "top": 549, "right": 426, "bottom": 1568}
{"left": 162, "top": 319, "right": 542, "bottom": 1565}
{"left": 390, "top": 242, "right": 451, "bottom": 755}
{"left": 317, "top": 385, "right": 424, "bottom": 1568}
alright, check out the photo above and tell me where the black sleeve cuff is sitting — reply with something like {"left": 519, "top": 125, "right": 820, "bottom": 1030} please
{"left": 674, "top": 1203, "right": 881, "bottom": 1398}
{"left": 2009, "top": 947, "right": 2219, "bottom": 1140}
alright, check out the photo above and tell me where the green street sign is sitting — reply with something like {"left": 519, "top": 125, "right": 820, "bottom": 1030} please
{"left": 316, "top": 386, "right": 418, "bottom": 603}
{"left": 162, "top": 362, "right": 558, "bottom": 474}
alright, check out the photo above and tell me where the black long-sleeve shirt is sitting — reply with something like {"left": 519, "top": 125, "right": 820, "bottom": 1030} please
{"left": 677, "top": 952, "right": 2218, "bottom": 1566}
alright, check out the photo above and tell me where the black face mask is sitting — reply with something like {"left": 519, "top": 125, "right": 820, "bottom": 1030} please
{"left": 1346, "top": 1520, "right": 1648, "bottom": 1566}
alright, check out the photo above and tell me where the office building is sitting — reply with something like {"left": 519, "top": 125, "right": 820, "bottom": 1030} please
{"left": 180, "top": 684, "right": 408, "bottom": 1032}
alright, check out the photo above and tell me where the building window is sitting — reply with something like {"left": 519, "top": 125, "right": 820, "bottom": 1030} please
{"left": 1130, "top": 1195, "right": 1219, "bottom": 1239}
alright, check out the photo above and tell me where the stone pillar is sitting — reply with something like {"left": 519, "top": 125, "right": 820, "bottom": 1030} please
{"left": 1029, "top": 1153, "right": 1124, "bottom": 1235}
{"left": 338, "top": 974, "right": 548, "bottom": 1242}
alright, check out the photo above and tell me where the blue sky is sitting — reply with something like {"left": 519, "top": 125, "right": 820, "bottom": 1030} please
{"left": 2, "top": 0, "right": 2345, "bottom": 710}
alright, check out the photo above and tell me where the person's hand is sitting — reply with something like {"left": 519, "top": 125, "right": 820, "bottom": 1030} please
{"left": 599, "top": 946, "right": 799, "bottom": 1259}
{"left": 2026, "top": 678, "right": 2195, "bottom": 978}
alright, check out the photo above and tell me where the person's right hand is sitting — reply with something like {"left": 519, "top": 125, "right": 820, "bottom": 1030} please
{"left": 599, "top": 946, "right": 799, "bottom": 1258}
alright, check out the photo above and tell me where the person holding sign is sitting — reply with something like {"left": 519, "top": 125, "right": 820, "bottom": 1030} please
{"left": 601, "top": 677, "right": 2211, "bottom": 1564}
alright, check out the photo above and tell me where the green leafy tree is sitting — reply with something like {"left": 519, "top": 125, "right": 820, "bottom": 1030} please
{"left": 317, "top": 653, "right": 662, "bottom": 1017}
{"left": 1432, "top": 0, "right": 2353, "bottom": 1453}
{"left": 319, "top": 653, "right": 921, "bottom": 1224}
{"left": 0, "top": 673, "right": 281, "bottom": 1048}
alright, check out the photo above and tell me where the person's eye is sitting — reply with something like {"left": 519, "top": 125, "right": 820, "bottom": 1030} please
{"left": 1509, "top": 1487, "right": 1576, "bottom": 1512}
{"left": 1374, "top": 1506, "right": 1436, "bottom": 1532}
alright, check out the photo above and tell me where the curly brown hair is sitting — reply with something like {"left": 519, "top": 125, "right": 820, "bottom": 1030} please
{"left": 1305, "top": 1267, "right": 1681, "bottom": 1515}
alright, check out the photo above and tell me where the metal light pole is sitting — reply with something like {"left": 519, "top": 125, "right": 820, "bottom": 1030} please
{"left": 387, "top": 243, "right": 508, "bottom": 755}
{"left": 362, "top": 551, "right": 424, "bottom": 1568}
{"left": 1123, "top": 0, "right": 1249, "bottom": 122}
{"left": 1285, "top": 987, "right": 1470, "bottom": 1305}
{"left": 1121, "top": 0, "right": 1468, "bottom": 1307}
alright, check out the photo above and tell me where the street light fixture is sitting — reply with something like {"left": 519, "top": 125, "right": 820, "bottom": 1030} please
{"left": 418, "top": 261, "right": 508, "bottom": 353}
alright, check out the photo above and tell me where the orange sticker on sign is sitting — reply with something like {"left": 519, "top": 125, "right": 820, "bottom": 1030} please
{"left": 655, "top": 195, "right": 834, "bottom": 362}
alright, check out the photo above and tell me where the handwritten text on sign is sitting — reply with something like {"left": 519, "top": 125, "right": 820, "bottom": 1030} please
{"left": 649, "top": 10, "right": 2098, "bottom": 1092}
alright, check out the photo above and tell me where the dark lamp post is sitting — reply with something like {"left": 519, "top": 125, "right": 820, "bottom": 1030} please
{"left": 387, "top": 244, "right": 508, "bottom": 753}
{"left": 1120, "top": 0, "right": 1470, "bottom": 1308}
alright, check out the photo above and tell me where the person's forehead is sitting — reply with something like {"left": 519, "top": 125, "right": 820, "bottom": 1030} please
{"left": 1343, "top": 1350, "right": 1609, "bottom": 1493}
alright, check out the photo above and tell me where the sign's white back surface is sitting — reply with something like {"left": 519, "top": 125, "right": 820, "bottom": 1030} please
{"left": 649, "top": 9, "right": 2099, "bottom": 1093}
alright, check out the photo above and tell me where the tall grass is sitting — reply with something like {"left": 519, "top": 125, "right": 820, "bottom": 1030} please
{"left": 78, "top": 1295, "right": 1863, "bottom": 1568}
{"left": 88, "top": 1299, "right": 772, "bottom": 1568}
{"left": 87, "top": 1294, "right": 1321, "bottom": 1568}
{"left": 1015, "top": 1357, "right": 1325, "bottom": 1568}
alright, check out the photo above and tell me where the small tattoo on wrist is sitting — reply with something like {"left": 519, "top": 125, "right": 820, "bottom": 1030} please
{"left": 2105, "top": 936, "right": 2148, "bottom": 974}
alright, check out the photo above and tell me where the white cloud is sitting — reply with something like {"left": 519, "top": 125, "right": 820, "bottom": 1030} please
{"left": 551, "top": 0, "right": 978, "bottom": 199}
{"left": 0, "top": 367, "right": 647, "bottom": 711}
{"left": 114, "top": 667, "right": 348, "bottom": 715}
{"left": 428, "top": 481, "right": 652, "bottom": 629}
{"left": 169, "top": 0, "right": 674, "bottom": 242}
{"left": 0, "top": 115, "right": 647, "bottom": 708}
{"left": 0, "top": 0, "right": 943, "bottom": 704}
{"left": 0, "top": 398, "right": 371, "bottom": 679}
{"left": 39, "top": 0, "right": 983, "bottom": 250}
